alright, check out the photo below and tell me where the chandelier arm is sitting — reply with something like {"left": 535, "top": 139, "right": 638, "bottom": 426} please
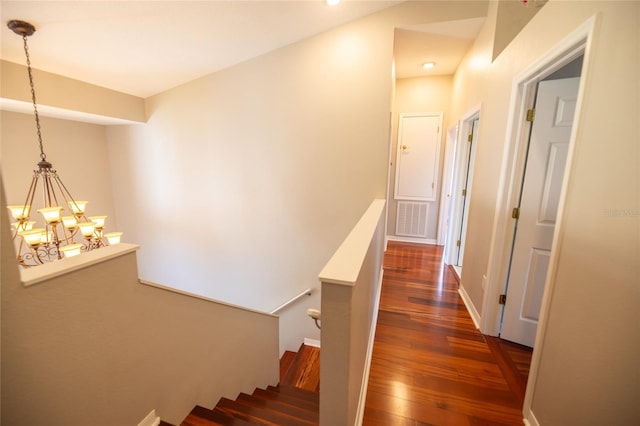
{"left": 41, "top": 170, "right": 56, "bottom": 208}
{"left": 14, "top": 174, "right": 41, "bottom": 259}
{"left": 48, "top": 172, "right": 62, "bottom": 210}
{"left": 20, "top": 173, "right": 40, "bottom": 219}
{"left": 22, "top": 34, "right": 47, "bottom": 162}
{"left": 51, "top": 175, "right": 79, "bottom": 245}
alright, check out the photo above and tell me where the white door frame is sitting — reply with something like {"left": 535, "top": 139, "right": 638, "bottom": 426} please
{"left": 437, "top": 123, "right": 459, "bottom": 249}
{"left": 478, "top": 16, "right": 596, "bottom": 422}
{"left": 445, "top": 107, "right": 481, "bottom": 268}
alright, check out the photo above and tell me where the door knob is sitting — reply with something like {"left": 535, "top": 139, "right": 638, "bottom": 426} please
{"left": 402, "top": 145, "right": 408, "bottom": 150}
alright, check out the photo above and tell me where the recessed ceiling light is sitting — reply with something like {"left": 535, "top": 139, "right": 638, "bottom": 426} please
{"left": 326, "top": 0, "right": 340, "bottom": 6}
{"left": 422, "top": 62, "right": 436, "bottom": 70}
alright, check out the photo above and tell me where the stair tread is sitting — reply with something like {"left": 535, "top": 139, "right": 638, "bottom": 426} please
{"left": 252, "top": 388, "right": 319, "bottom": 413}
{"left": 281, "top": 345, "right": 320, "bottom": 391}
{"left": 181, "top": 405, "right": 256, "bottom": 426}
{"left": 268, "top": 385, "right": 319, "bottom": 405}
{"left": 217, "top": 396, "right": 317, "bottom": 426}
{"left": 280, "top": 350, "right": 297, "bottom": 383}
{"left": 237, "top": 393, "right": 319, "bottom": 423}
{"left": 181, "top": 413, "right": 223, "bottom": 426}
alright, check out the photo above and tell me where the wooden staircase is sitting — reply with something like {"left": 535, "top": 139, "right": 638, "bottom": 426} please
{"left": 161, "top": 344, "right": 320, "bottom": 426}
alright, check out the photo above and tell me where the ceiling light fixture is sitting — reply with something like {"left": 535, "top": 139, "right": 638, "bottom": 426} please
{"left": 6, "top": 20, "right": 122, "bottom": 268}
{"left": 326, "top": 0, "right": 341, "bottom": 6}
{"left": 422, "top": 62, "right": 436, "bottom": 70}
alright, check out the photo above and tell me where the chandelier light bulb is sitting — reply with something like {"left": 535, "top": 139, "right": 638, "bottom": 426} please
{"left": 7, "top": 205, "right": 31, "bottom": 221}
{"left": 68, "top": 201, "right": 88, "bottom": 215}
{"left": 19, "top": 228, "right": 45, "bottom": 247}
{"left": 89, "top": 216, "right": 107, "bottom": 229}
{"left": 78, "top": 221, "right": 97, "bottom": 238}
{"left": 62, "top": 216, "right": 78, "bottom": 230}
{"left": 60, "top": 243, "right": 83, "bottom": 258}
{"left": 37, "top": 206, "right": 63, "bottom": 224}
{"left": 104, "top": 232, "right": 123, "bottom": 245}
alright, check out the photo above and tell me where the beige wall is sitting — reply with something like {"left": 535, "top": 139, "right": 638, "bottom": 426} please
{"left": 388, "top": 75, "right": 453, "bottom": 242}
{"left": 1, "top": 179, "right": 279, "bottom": 425}
{"left": 0, "top": 60, "right": 145, "bottom": 123}
{"left": 1, "top": 110, "right": 120, "bottom": 235}
{"left": 0, "top": 0, "right": 488, "bottom": 362}
{"left": 105, "top": 2, "right": 488, "bottom": 350}
{"left": 450, "top": 0, "right": 639, "bottom": 423}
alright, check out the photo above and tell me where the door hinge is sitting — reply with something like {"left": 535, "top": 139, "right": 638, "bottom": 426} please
{"left": 468, "top": 133, "right": 473, "bottom": 142}
{"left": 512, "top": 207, "right": 520, "bottom": 219}
{"left": 499, "top": 294, "right": 507, "bottom": 305}
{"left": 526, "top": 109, "right": 536, "bottom": 122}
{"left": 462, "top": 189, "right": 467, "bottom": 197}
{"left": 456, "top": 240, "right": 461, "bottom": 247}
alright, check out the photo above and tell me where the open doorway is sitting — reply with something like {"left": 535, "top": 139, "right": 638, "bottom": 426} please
{"left": 500, "top": 57, "right": 583, "bottom": 348}
{"left": 444, "top": 111, "right": 480, "bottom": 278}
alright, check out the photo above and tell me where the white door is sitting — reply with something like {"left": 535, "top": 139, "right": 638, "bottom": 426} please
{"left": 395, "top": 113, "right": 442, "bottom": 201}
{"left": 455, "top": 118, "right": 479, "bottom": 266}
{"left": 500, "top": 77, "right": 580, "bottom": 347}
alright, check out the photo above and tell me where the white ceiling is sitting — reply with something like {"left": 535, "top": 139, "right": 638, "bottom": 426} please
{"left": 1, "top": 1, "right": 485, "bottom": 99}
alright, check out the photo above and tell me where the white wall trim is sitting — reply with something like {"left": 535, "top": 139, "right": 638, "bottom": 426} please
{"left": 140, "top": 279, "right": 277, "bottom": 318}
{"left": 523, "top": 408, "right": 540, "bottom": 426}
{"left": 458, "top": 284, "right": 481, "bottom": 330}
{"left": 137, "top": 410, "right": 160, "bottom": 426}
{"left": 386, "top": 235, "right": 436, "bottom": 245}
{"left": 303, "top": 338, "right": 321, "bottom": 348}
{"left": 355, "top": 267, "right": 384, "bottom": 426}
{"left": 522, "top": 409, "right": 540, "bottom": 426}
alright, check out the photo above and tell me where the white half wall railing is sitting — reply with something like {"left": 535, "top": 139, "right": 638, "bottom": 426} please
{"left": 1, "top": 234, "right": 280, "bottom": 425}
{"left": 318, "top": 199, "right": 386, "bottom": 426}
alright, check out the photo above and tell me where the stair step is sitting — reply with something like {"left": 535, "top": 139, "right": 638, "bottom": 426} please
{"left": 280, "top": 350, "right": 297, "bottom": 383}
{"left": 173, "top": 345, "right": 320, "bottom": 425}
{"left": 252, "top": 388, "right": 319, "bottom": 413}
{"left": 281, "top": 345, "right": 320, "bottom": 391}
{"left": 267, "top": 385, "right": 319, "bottom": 406}
{"left": 237, "top": 392, "right": 319, "bottom": 423}
{"left": 216, "top": 396, "right": 316, "bottom": 426}
{"left": 181, "top": 404, "right": 257, "bottom": 425}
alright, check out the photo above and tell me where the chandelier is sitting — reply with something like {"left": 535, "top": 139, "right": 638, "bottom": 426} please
{"left": 6, "top": 19, "right": 122, "bottom": 268}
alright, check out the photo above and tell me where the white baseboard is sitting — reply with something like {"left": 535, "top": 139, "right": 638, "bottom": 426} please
{"left": 458, "top": 284, "right": 481, "bottom": 330}
{"left": 355, "top": 267, "right": 384, "bottom": 426}
{"left": 523, "top": 408, "right": 540, "bottom": 426}
{"left": 386, "top": 236, "right": 437, "bottom": 245}
{"left": 304, "top": 338, "right": 320, "bottom": 348}
{"left": 137, "top": 410, "right": 160, "bottom": 426}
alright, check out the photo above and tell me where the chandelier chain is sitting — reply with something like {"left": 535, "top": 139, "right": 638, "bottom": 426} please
{"left": 22, "top": 34, "right": 46, "bottom": 162}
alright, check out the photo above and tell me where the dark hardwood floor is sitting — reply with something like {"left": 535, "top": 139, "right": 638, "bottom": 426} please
{"left": 362, "top": 242, "right": 532, "bottom": 426}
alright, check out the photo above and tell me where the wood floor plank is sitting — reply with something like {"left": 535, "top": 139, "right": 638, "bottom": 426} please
{"left": 363, "top": 242, "right": 532, "bottom": 426}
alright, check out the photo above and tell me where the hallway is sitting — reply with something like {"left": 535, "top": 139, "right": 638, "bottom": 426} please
{"left": 362, "top": 242, "right": 532, "bottom": 425}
